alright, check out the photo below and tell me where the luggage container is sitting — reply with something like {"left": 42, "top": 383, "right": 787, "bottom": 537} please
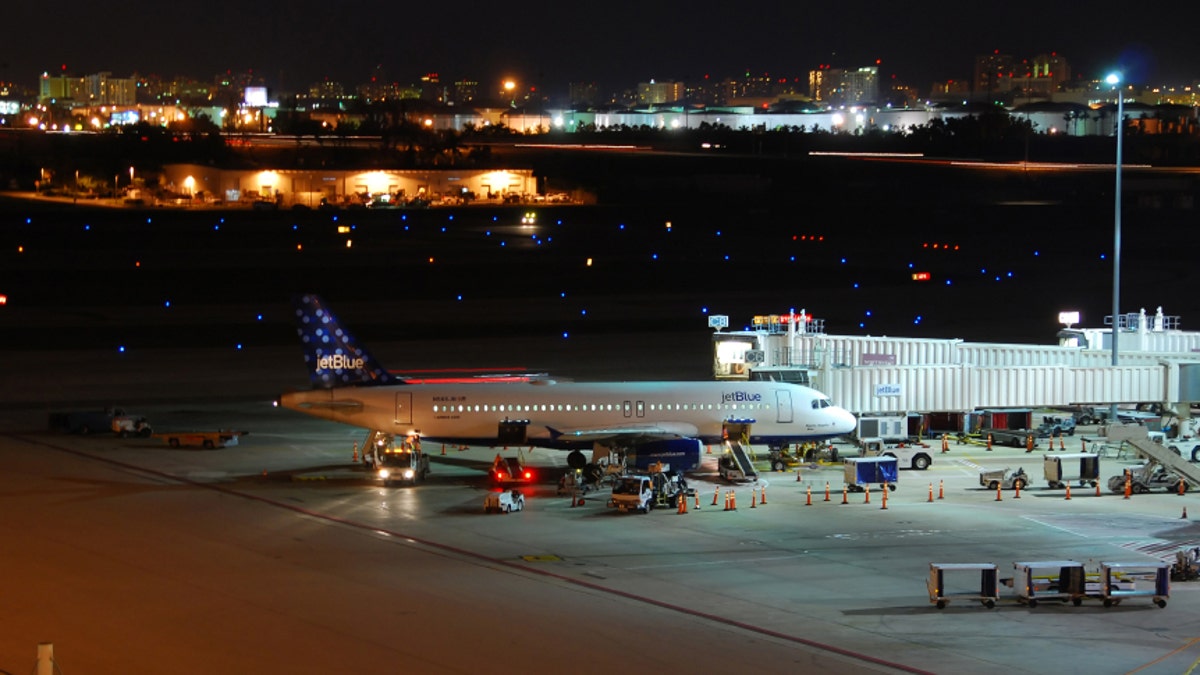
{"left": 1096, "top": 561, "right": 1170, "bottom": 608}
{"left": 927, "top": 563, "right": 999, "bottom": 609}
{"left": 843, "top": 456, "right": 899, "bottom": 492}
{"left": 1043, "top": 452, "right": 1100, "bottom": 488}
{"left": 1012, "top": 561, "right": 1086, "bottom": 607}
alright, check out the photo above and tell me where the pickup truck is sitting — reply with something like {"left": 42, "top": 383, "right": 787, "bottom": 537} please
{"left": 858, "top": 437, "right": 933, "bottom": 470}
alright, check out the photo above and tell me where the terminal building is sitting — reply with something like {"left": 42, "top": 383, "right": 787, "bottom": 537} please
{"left": 711, "top": 307, "right": 1200, "bottom": 429}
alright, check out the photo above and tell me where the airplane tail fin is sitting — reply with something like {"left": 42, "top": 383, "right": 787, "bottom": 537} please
{"left": 293, "top": 294, "right": 397, "bottom": 389}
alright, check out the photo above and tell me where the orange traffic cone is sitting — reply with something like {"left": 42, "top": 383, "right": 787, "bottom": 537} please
{"left": 796, "top": 468, "right": 802, "bottom": 482}
{"left": 1015, "top": 480, "right": 1021, "bottom": 499}
{"left": 881, "top": 484, "right": 889, "bottom": 510}
{"left": 1097, "top": 481, "right": 1102, "bottom": 497}
{"left": 805, "top": 485, "right": 812, "bottom": 506}
{"left": 938, "top": 480, "right": 945, "bottom": 500}
{"left": 760, "top": 486, "right": 767, "bottom": 505}
{"left": 706, "top": 444, "right": 712, "bottom": 455}
{"left": 731, "top": 491, "right": 737, "bottom": 510}
{"left": 824, "top": 481, "right": 831, "bottom": 502}
{"left": 712, "top": 486, "right": 720, "bottom": 506}
{"left": 694, "top": 492, "right": 700, "bottom": 510}
{"left": 996, "top": 483, "right": 1002, "bottom": 502}
{"left": 841, "top": 484, "right": 849, "bottom": 504}
{"left": 864, "top": 484, "right": 871, "bottom": 504}
{"left": 723, "top": 491, "right": 731, "bottom": 511}
{"left": 1065, "top": 482, "right": 1072, "bottom": 500}
{"left": 928, "top": 483, "right": 934, "bottom": 503}
{"left": 1179, "top": 480, "right": 1187, "bottom": 497}
{"left": 751, "top": 488, "right": 758, "bottom": 508}
{"left": 352, "top": 441, "right": 359, "bottom": 463}
{"left": 678, "top": 495, "right": 688, "bottom": 514}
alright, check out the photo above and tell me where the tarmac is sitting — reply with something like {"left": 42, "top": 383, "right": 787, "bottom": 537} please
{"left": 5, "top": 358, "right": 1200, "bottom": 674}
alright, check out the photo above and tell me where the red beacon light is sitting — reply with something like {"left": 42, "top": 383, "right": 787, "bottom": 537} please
{"left": 912, "top": 272, "right": 932, "bottom": 282}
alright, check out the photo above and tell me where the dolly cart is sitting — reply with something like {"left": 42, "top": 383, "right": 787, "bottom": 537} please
{"left": 844, "top": 457, "right": 899, "bottom": 493}
{"left": 927, "top": 563, "right": 999, "bottom": 609}
{"left": 1013, "top": 561, "right": 1085, "bottom": 607}
{"left": 1097, "top": 561, "right": 1170, "bottom": 608}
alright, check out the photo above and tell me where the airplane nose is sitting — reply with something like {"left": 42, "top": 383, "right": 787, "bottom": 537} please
{"left": 834, "top": 407, "right": 856, "bottom": 434}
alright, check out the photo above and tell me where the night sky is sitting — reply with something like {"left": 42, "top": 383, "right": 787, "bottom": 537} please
{"left": 4, "top": 2, "right": 1196, "bottom": 95}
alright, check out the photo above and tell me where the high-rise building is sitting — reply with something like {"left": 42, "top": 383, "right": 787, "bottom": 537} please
{"left": 452, "top": 80, "right": 479, "bottom": 104}
{"left": 974, "top": 51, "right": 1017, "bottom": 99}
{"left": 568, "top": 81, "right": 599, "bottom": 107}
{"left": 809, "top": 66, "right": 878, "bottom": 106}
{"left": 636, "top": 80, "right": 685, "bottom": 105}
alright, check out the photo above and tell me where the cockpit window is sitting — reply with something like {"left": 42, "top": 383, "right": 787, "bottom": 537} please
{"left": 811, "top": 398, "right": 831, "bottom": 409}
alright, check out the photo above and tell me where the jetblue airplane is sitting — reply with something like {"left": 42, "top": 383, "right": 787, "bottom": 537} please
{"left": 279, "top": 295, "right": 856, "bottom": 469}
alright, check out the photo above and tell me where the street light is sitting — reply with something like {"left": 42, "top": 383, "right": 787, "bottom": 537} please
{"left": 1106, "top": 71, "right": 1124, "bottom": 421}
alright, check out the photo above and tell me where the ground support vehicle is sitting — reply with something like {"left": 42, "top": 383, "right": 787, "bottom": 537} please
{"left": 927, "top": 563, "right": 999, "bottom": 609}
{"left": 1106, "top": 462, "right": 1187, "bottom": 494}
{"left": 112, "top": 415, "right": 153, "bottom": 438}
{"left": 483, "top": 489, "right": 525, "bottom": 514}
{"left": 982, "top": 428, "right": 1039, "bottom": 449}
{"left": 1093, "top": 562, "right": 1169, "bottom": 608}
{"left": 1011, "top": 561, "right": 1086, "bottom": 607}
{"left": 608, "top": 475, "right": 656, "bottom": 513}
{"left": 858, "top": 437, "right": 933, "bottom": 470}
{"left": 491, "top": 449, "right": 534, "bottom": 484}
{"left": 1167, "top": 439, "right": 1200, "bottom": 462}
{"left": 979, "top": 467, "right": 1030, "bottom": 491}
{"left": 1043, "top": 453, "right": 1100, "bottom": 489}
{"left": 843, "top": 457, "right": 898, "bottom": 492}
{"left": 48, "top": 408, "right": 134, "bottom": 435}
{"left": 153, "top": 430, "right": 246, "bottom": 449}
{"left": 606, "top": 470, "right": 690, "bottom": 513}
{"left": 1172, "top": 547, "right": 1200, "bottom": 582}
{"left": 375, "top": 447, "right": 430, "bottom": 486}
{"left": 1036, "top": 415, "right": 1076, "bottom": 438}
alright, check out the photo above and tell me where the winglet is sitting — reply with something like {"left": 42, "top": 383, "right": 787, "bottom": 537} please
{"left": 293, "top": 294, "right": 397, "bottom": 389}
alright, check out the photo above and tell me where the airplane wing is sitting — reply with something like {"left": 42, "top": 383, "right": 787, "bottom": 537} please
{"left": 547, "top": 421, "right": 700, "bottom": 443}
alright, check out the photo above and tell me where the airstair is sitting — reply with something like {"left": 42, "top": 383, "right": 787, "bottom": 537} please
{"left": 1126, "top": 439, "right": 1200, "bottom": 488}
{"left": 724, "top": 440, "right": 759, "bottom": 481}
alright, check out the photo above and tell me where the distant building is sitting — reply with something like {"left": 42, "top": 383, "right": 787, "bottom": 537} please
{"left": 39, "top": 72, "right": 135, "bottom": 106}
{"left": 452, "top": 80, "right": 479, "bottom": 104}
{"left": 974, "top": 51, "right": 1017, "bottom": 100}
{"left": 568, "top": 81, "right": 599, "bottom": 107}
{"left": 808, "top": 66, "right": 878, "bottom": 106}
{"left": 637, "top": 80, "right": 685, "bottom": 105}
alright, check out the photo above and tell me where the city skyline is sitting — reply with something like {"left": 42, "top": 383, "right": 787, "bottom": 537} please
{"left": 5, "top": 2, "right": 1198, "bottom": 97}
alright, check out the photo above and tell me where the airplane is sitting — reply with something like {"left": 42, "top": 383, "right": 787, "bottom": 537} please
{"left": 279, "top": 294, "right": 856, "bottom": 471}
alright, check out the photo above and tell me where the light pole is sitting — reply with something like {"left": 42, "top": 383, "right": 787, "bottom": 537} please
{"left": 1106, "top": 72, "right": 1124, "bottom": 422}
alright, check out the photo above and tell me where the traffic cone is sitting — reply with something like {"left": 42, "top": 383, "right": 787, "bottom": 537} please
{"left": 841, "top": 485, "right": 849, "bottom": 505}
{"left": 938, "top": 480, "right": 945, "bottom": 500}
{"left": 882, "top": 484, "right": 889, "bottom": 510}
{"left": 1059, "top": 436, "right": 1066, "bottom": 450}
{"left": 570, "top": 493, "right": 577, "bottom": 508}
{"left": 678, "top": 495, "right": 688, "bottom": 514}
{"left": 441, "top": 444, "right": 446, "bottom": 456}
{"left": 1065, "top": 482, "right": 1072, "bottom": 500}
{"left": 1097, "top": 481, "right": 1102, "bottom": 497}
{"left": 805, "top": 485, "right": 812, "bottom": 506}
{"left": 824, "top": 481, "right": 831, "bottom": 502}
{"left": 760, "top": 486, "right": 767, "bottom": 505}
{"left": 706, "top": 444, "right": 712, "bottom": 455}
{"left": 1179, "top": 480, "right": 1187, "bottom": 497}
{"left": 928, "top": 482, "right": 934, "bottom": 503}
{"left": 1183, "top": 506, "right": 1189, "bottom": 519}
{"left": 865, "top": 484, "right": 871, "bottom": 504}
{"left": 713, "top": 486, "right": 720, "bottom": 506}
{"left": 941, "top": 434, "right": 949, "bottom": 453}
{"left": 694, "top": 492, "right": 701, "bottom": 510}
{"left": 723, "top": 490, "right": 731, "bottom": 511}
{"left": 987, "top": 433, "right": 993, "bottom": 451}
{"left": 796, "top": 468, "right": 802, "bottom": 482}
{"left": 352, "top": 441, "right": 358, "bottom": 463}
{"left": 1015, "top": 480, "right": 1021, "bottom": 499}
{"left": 731, "top": 491, "right": 737, "bottom": 510}
{"left": 996, "top": 483, "right": 1002, "bottom": 502}
{"left": 1124, "top": 475, "right": 1132, "bottom": 499}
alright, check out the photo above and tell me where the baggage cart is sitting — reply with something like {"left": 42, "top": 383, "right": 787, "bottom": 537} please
{"left": 927, "top": 563, "right": 999, "bottom": 609}
{"left": 1097, "top": 561, "right": 1170, "bottom": 608}
{"left": 843, "top": 456, "right": 898, "bottom": 492}
{"left": 1012, "top": 561, "right": 1086, "bottom": 607}
{"left": 1043, "top": 452, "right": 1100, "bottom": 488}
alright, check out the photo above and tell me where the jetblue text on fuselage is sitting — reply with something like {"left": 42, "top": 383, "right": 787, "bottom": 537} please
{"left": 721, "top": 391, "right": 763, "bottom": 403}
{"left": 316, "top": 354, "right": 365, "bottom": 371}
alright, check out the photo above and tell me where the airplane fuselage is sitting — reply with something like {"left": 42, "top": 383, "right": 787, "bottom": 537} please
{"left": 281, "top": 379, "right": 855, "bottom": 448}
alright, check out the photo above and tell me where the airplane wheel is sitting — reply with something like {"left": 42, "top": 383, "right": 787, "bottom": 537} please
{"left": 1103, "top": 599, "right": 1113, "bottom": 608}
{"left": 936, "top": 600, "right": 946, "bottom": 609}
{"left": 1028, "top": 599, "right": 1038, "bottom": 608}
{"left": 168, "top": 438, "right": 180, "bottom": 448}
{"left": 1072, "top": 597, "right": 1082, "bottom": 606}
{"left": 1155, "top": 599, "right": 1167, "bottom": 608}
{"left": 984, "top": 600, "right": 995, "bottom": 609}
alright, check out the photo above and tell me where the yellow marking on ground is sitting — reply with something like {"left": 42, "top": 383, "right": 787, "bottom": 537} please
{"left": 520, "top": 555, "right": 562, "bottom": 562}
